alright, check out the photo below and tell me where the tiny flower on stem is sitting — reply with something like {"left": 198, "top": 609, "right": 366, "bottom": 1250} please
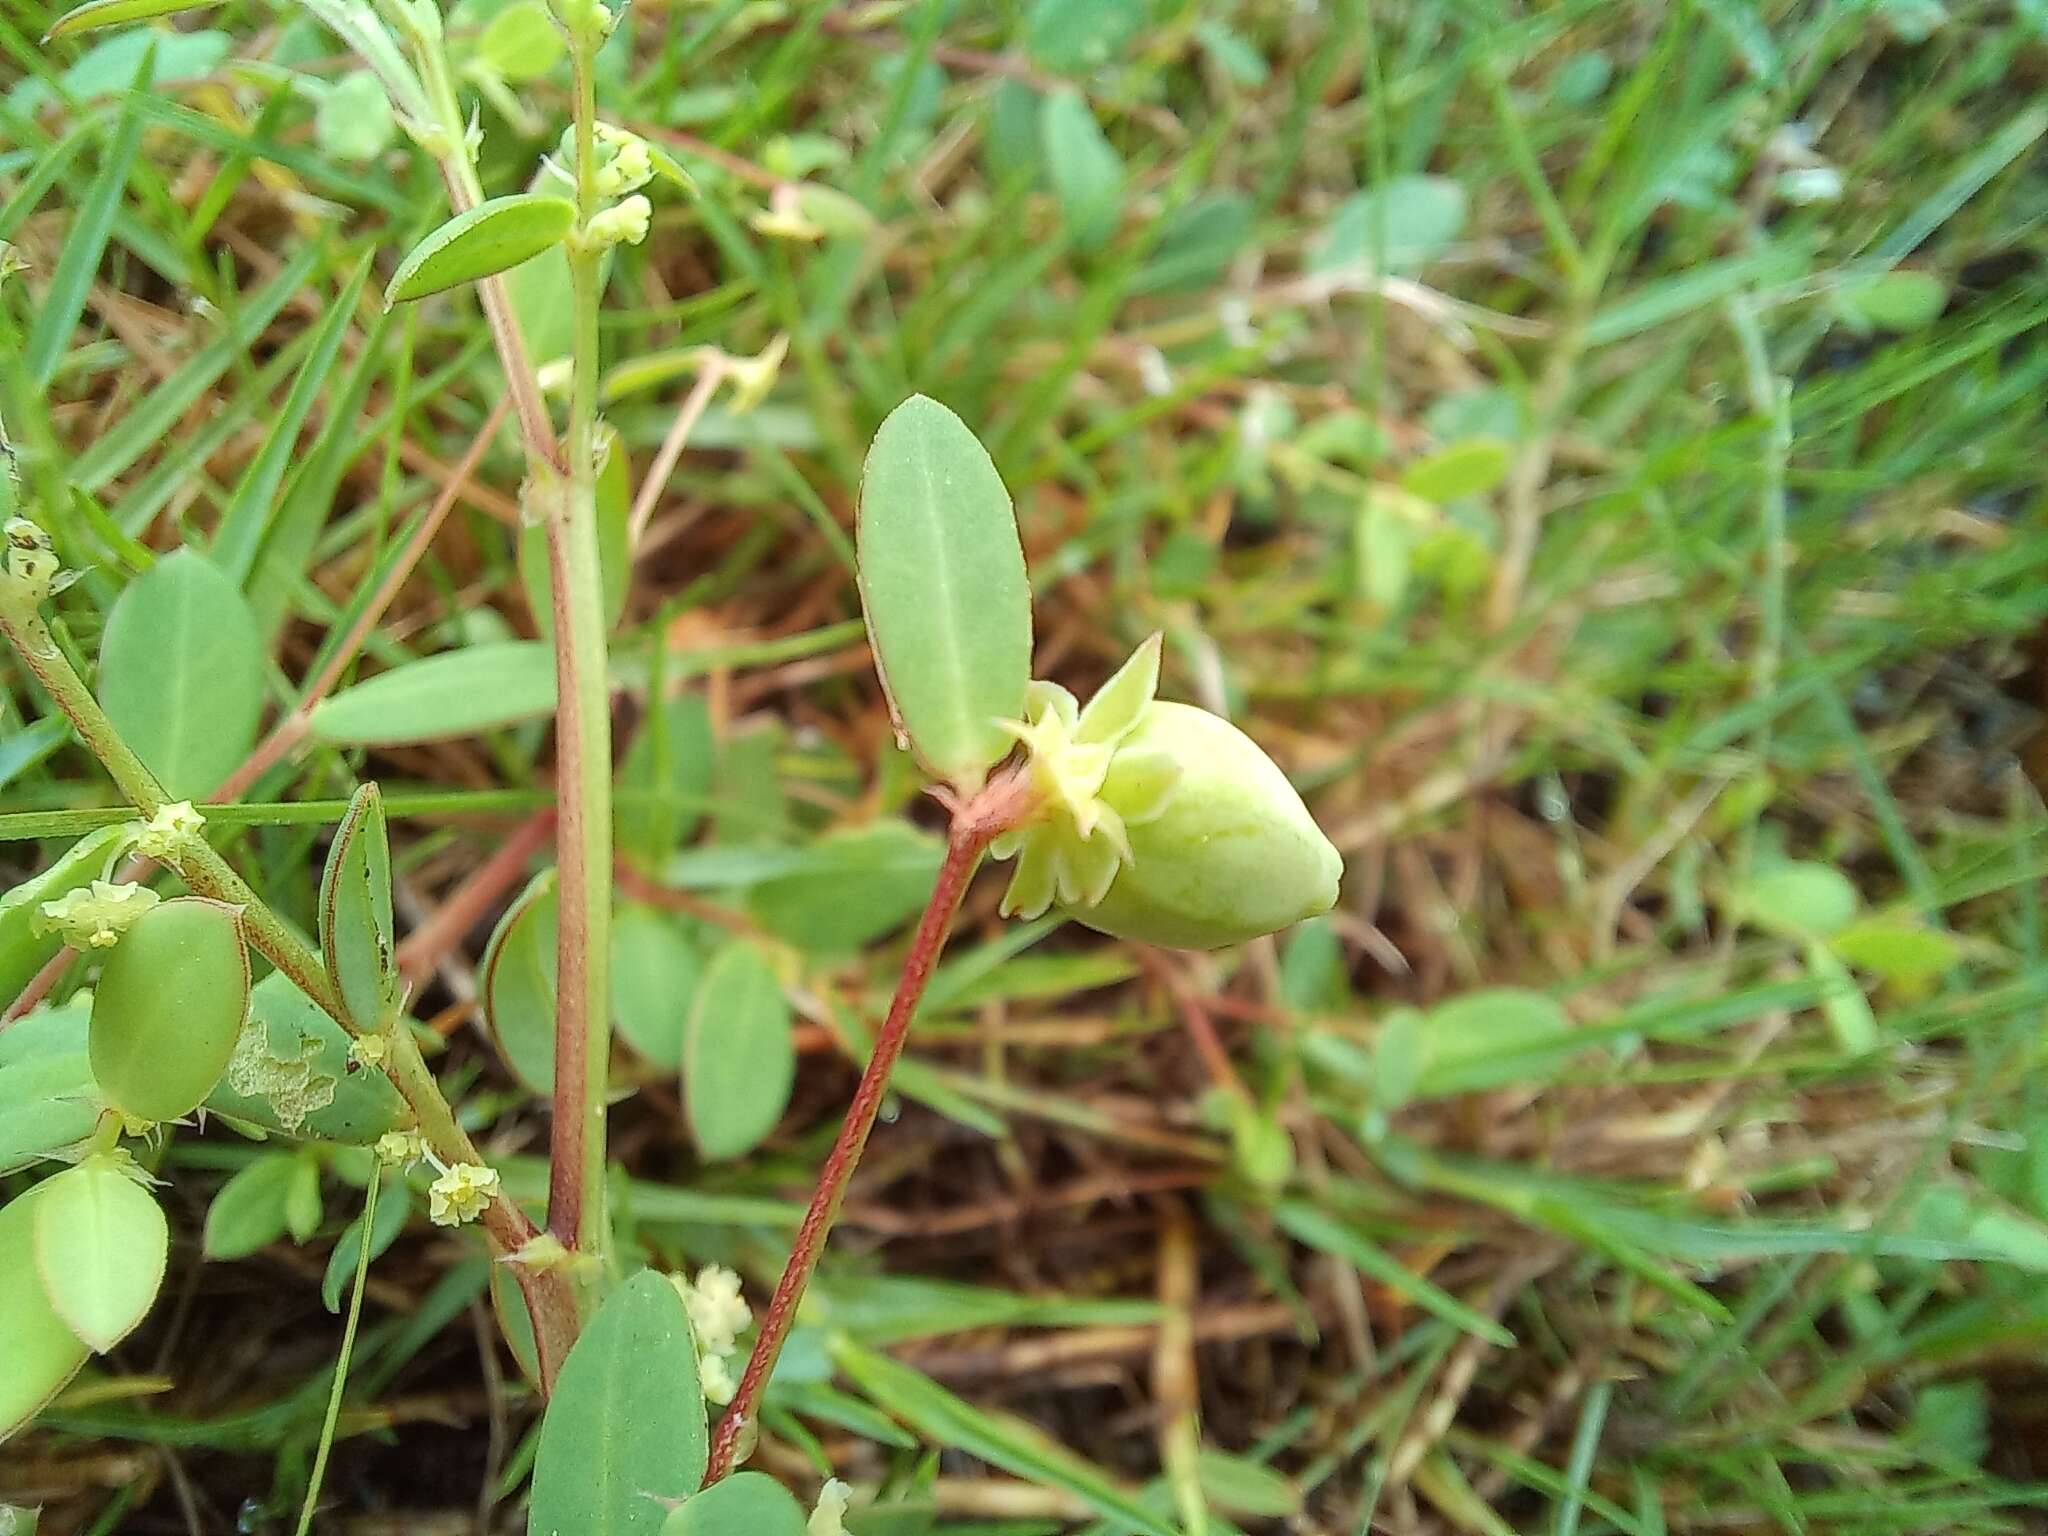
{"left": 38, "top": 880, "right": 160, "bottom": 949}
{"left": 428, "top": 1161, "right": 501, "bottom": 1226}
{"left": 133, "top": 800, "right": 205, "bottom": 860}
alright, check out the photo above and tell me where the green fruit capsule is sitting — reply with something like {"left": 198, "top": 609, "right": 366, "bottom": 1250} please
{"left": 1079, "top": 702, "right": 1342, "bottom": 949}
{"left": 90, "top": 897, "right": 251, "bottom": 1123}
{"left": 993, "top": 636, "right": 1341, "bottom": 951}
{"left": 0, "top": 1184, "right": 89, "bottom": 1444}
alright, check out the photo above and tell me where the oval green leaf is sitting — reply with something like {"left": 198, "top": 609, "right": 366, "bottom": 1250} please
{"left": 1310, "top": 175, "right": 1468, "bottom": 275}
{"left": 384, "top": 193, "right": 575, "bottom": 307}
{"left": 97, "top": 549, "right": 266, "bottom": 798}
{"left": 43, "top": 0, "right": 221, "bottom": 40}
{"left": 1412, "top": 988, "right": 1578, "bottom": 1097}
{"left": 683, "top": 940, "right": 794, "bottom": 1161}
{"left": 482, "top": 867, "right": 557, "bottom": 1093}
{"left": 0, "top": 1186, "right": 89, "bottom": 1444}
{"left": 32, "top": 1153, "right": 167, "bottom": 1352}
{"left": 746, "top": 822, "right": 943, "bottom": 953}
{"left": 206, "top": 972, "right": 405, "bottom": 1143}
{"left": 1736, "top": 860, "right": 1859, "bottom": 940}
{"left": 611, "top": 904, "right": 701, "bottom": 1066}
{"left": 309, "top": 640, "right": 557, "bottom": 745}
{"left": 856, "top": 396, "right": 1031, "bottom": 792}
{"left": 1400, "top": 438, "right": 1513, "bottom": 502}
{"left": 89, "top": 897, "right": 250, "bottom": 1123}
{"left": 1038, "top": 89, "right": 1124, "bottom": 252}
{"left": 616, "top": 690, "right": 715, "bottom": 870}
{"left": 202, "top": 1153, "right": 297, "bottom": 1260}
{"left": 527, "top": 1270, "right": 707, "bottom": 1536}
{"left": 0, "top": 1052, "right": 101, "bottom": 1173}
{"left": 661, "top": 1472, "right": 806, "bottom": 1536}
{"left": 320, "top": 782, "right": 396, "bottom": 1032}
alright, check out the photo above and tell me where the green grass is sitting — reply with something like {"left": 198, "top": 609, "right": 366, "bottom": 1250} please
{"left": 5, "top": 0, "right": 2048, "bottom": 1532}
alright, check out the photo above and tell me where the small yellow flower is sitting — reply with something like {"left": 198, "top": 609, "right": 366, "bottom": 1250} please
{"left": 349, "top": 1033, "right": 389, "bottom": 1069}
{"left": 134, "top": 800, "right": 204, "bottom": 860}
{"left": 581, "top": 194, "right": 651, "bottom": 249}
{"left": 38, "top": 880, "right": 160, "bottom": 949}
{"left": 427, "top": 1161, "right": 500, "bottom": 1226}
{"left": 375, "top": 1130, "right": 423, "bottom": 1167}
{"left": 991, "top": 634, "right": 1180, "bottom": 920}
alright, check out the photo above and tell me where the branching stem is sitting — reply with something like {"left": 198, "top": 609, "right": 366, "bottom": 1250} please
{"left": 702, "top": 773, "right": 1038, "bottom": 1484}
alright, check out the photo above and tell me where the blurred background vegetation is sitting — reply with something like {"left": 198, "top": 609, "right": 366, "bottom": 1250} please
{"left": 4, "top": 0, "right": 2048, "bottom": 1531}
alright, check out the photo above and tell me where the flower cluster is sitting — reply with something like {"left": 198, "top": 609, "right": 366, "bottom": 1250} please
{"left": 672, "top": 1264, "right": 751, "bottom": 1404}
{"left": 133, "top": 800, "right": 204, "bottom": 861}
{"left": 38, "top": 880, "right": 159, "bottom": 949}
{"left": 427, "top": 1161, "right": 501, "bottom": 1226}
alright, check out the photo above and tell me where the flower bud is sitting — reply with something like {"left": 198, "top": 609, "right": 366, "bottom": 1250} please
{"left": 1074, "top": 701, "right": 1341, "bottom": 949}
{"left": 991, "top": 635, "right": 1340, "bottom": 950}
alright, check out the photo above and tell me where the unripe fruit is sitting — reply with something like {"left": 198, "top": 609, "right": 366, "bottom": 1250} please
{"left": 1074, "top": 702, "right": 1342, "bottom": 949}
{"left": 90, "top": 896, "right": 250, "bottom": 1123}
{"left": 0, "top": 1184, "right": 88, "bottom": 1443}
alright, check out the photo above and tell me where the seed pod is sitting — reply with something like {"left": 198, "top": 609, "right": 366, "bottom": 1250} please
{"left": 90, "top": 897, "right": 250, "bottom": 1123}
{"left": 1073, "top": 702, "right": 1342, "bottom": 950}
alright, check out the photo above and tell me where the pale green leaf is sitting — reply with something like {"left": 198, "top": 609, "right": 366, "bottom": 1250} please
{"left": 684, "top": 940, "right": 793, "bottom": 1160}
{"left": 478, "top": 0, "right": 562, "bottom": 80}
{"left": 616, "top": 689, "right": 715, "bottom": 869}
{"left": 1736, "top": 860, "right": 1859, "bottom": 939}
{"left": 315, "top": 72, "right": 395, "bottom": 162}
{"left": 1038, "top": 89, "right": 1124, "bottom": 252}
{"left": 204, "top": 973, "right": 405, "bottom": 1144}
{"left": 1837, "top": 269, "right": 1948, "bottom": 332}
{"left": 1400, "top": 438, "right": 1513, "bottom": 502}
{"left": 319, "top": 783, "right": 395, "bottom": 1034}
{"left": 43, "top": 0, "right": 222, "bottom": 40}
{"left": 202, "top": 1154, "right": 297, "bottom": 1260}
{"left": 746, "top": 823, "right": 943, "bottom": 953}
{"left": 309, "top": 641, "right": 557, "bottom": 745}
{"left": 1310, "top": 175, "right": 1467, "bottom": 275}
{"left": 32, "top": 1155, "right": 167, "bottom": 1351}
{"left": 1412, "top": 989, "right": 1578, "bottom": 1096}
{"left": 856, "top": 396, "right": 1031, "bottom": 790}
{"left": 384, "top": 194, "right": 576, "bottom": 307}
{"left": 661, "top": 1472, "right": 806, "bottom": 1536}
{"left": 97, "top": 549, "right": 266, "bottom": 798}
{"left": 482, "top": 868, "right": 557, "bottom": 1094}
{"left": 528, "top": 1271, "right": 707, "bottom": 1536}
{"left": 611, "top": 904, "right": 701, "bottom": 1065}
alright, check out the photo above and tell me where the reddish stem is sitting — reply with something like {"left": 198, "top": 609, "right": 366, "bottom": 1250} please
{"left": 701, "top": 776, "right": 1032, "bottom": 1483}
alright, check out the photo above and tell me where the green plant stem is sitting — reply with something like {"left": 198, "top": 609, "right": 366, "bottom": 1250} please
{"left": 401, "top": 5, "right": 559, "bottom": 472}
{"left": 542, "top": 21, "right": 615, "bottom": 1271}
{"left": 702, "top": 774, "right": 1036, "bottom": 1484}
{"left": 295, "top": 1163, "right": 379, "bottom": 1536}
